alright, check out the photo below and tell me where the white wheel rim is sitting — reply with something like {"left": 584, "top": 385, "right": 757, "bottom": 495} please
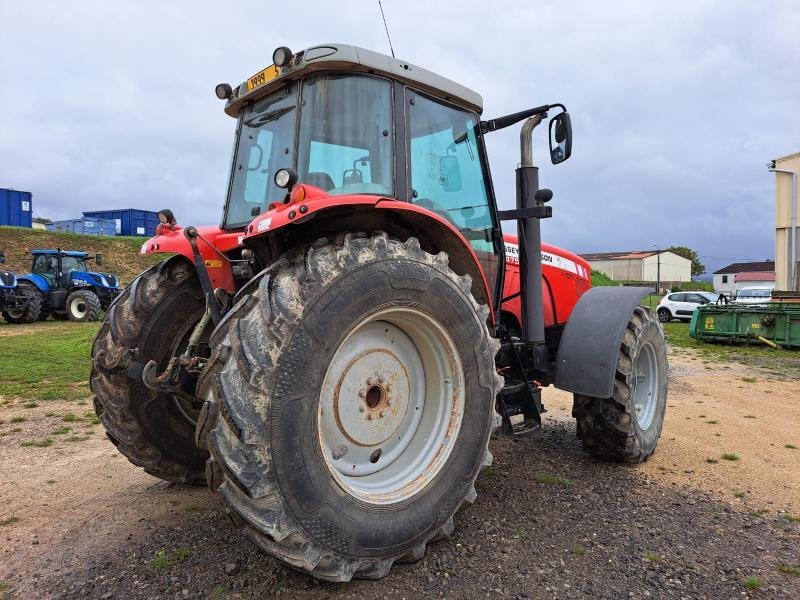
{"left": 318, "top": 307, "right": 464, "bottom": 505}
{"left": 632, "top": 340, "right": 659, "bottom": 429}
{"left": 69, "top": 297, "right": 87, "bottom": 319}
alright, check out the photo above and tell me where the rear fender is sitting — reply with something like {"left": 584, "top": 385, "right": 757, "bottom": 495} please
{"left": 553, "top": 286, "right": 652, "bottom": 398}
{"left": 16, "top": 274, "right": 49, "bottom": 293}
{"left": 139, "top": 226, "right": 242, "bottom": 292}
{"left": 244, "top": 194, "right": 494, "bottom": 311}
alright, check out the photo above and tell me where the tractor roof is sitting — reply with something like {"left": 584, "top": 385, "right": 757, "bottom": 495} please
{"left": 31, "top": 249, "right": 87, "bottom": 257}
{"left": 224, "top": 43, "right": 483, "bottom": 118}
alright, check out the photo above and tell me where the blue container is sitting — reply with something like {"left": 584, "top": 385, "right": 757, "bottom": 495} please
{"left": 0, "top": 188, "right": 33, "bottom": 227}
{"left": 45, "top": 217, "right": 118, "bottom": 236}
{"left": 82, "top": 208, "right": 159, "bottom": 237}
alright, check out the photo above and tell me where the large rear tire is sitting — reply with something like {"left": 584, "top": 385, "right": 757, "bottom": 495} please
{"left": 66, "top": 289, "right": 101, "bottom": 322}
{"left": 197, "top": 233, "right": 499, "bottom": 581}
{"left": 91, "top": 256, "right": 209, "bottom": 483}
{"left": 1, "top": 281, "right": 43, "bottom": 324}
{"left": 572, "top": 306, "right": 668, "bottom": 462}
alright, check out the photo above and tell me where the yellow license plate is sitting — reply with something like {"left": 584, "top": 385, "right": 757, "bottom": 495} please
{"left": 247, "top": 65, "right": 281, "bottom": 92}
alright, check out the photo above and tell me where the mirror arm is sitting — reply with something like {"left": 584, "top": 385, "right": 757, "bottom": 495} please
{"left": 480, "top": 103, "right": 565, "bottom": 134}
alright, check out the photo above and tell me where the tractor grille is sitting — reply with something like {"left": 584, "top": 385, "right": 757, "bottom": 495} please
{"left": 0, "top": 270, "right": 15, "bottom": 288}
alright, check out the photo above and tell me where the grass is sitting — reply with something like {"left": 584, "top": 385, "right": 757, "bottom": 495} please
{"left": 722, "top": 453, "right": 740, "bottom": 461}
{"left": 51, "top": 426, "right": 70, "bottom": 435}
{"left": 23, "top": 401, "right": 38, "bottom": 408}
{"left": 572, "top": 544, "right": 587, "bottom": 556}
{"left": 661, "top": 322, "right": 800, "bottom": 378}
{"left": 10, "top": 416, "right": 26, "bottom": 423}
{"left": 46, "top": 479, "right": 56, "bottom": 484}
{"left": 150, "top": 547, "right": 191, "bottom": 570}
{"left": 706, "top": 419, "right": 718, "bottom": 425}
{"left": 184, "top": 505, "right": 200, "bottom": 513}
{"left": 20, "top": 437, "right": 53, "bottom": 448}
{"left": 0, "top": 516, "right": 20, "bottom": 526}
{"left": 0, "top": 321, "right": 98, "bottom": 402}
{"left": 512, "top": 527, "right": 528, "bottom": 540}
{"left": 785, "top": 514, "right": 800, "bottom": 523}
{"left": 778, "top": 564, "right": 800, "bottom": 576}
{"left": 645, "top": 552, "right": 660, "bottom": 563}
{"left": 744, "top": 576, "right": 762, "bottom": 590}
{"left": 786, "top": 444, "right": 798, "bottom": 449}
{"left": 741, "top": 377, "right": 757, "bottom": 383}
{"left": 62, "top": 412, "right": 79, "bottom": 422}
{"left": 743, "top": 414, "right": 757, "bottom": 419}
{"left": 733, "top": 491, "right": 745, "bottom": 498}
{"left": 483, "top": 466, "right": 498, "bottom": 478}
{"left": 533, "top": 473, "right": 570, "bottom": 485}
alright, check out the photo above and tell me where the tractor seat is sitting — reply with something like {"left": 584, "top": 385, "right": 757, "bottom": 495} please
{"left": 304, "top": 172, "right": 335, "bottom": 191}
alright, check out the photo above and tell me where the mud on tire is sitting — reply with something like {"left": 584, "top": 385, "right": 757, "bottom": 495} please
{"left": 1, "top": 281, "right": 43, "bottom": 324}
{"left": 91, "top": 256, "right": 209, "bottom": 483}
{"left": 572, "top": 306, "right": 668, "bottom": 463}
{"left": 197, "top": 233, "right": 500, "bottom": 581}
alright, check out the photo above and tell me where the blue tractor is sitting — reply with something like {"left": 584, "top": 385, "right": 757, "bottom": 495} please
{"left": 0, "top": 250, "right": 27, "bottom": 323}
{"left": 5, "top": 249, "right": 120, "bottom": 323}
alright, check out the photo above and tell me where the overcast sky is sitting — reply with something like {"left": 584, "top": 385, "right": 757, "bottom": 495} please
{"left": 1, "top": 1, "right": 798, "bottom": 275}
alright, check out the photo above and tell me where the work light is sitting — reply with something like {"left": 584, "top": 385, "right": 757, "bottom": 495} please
{"left": 215, "top": 83, "right": 233, "bottom": 100}
{"left": 272, "top": 47, "right": 292, "bottom": 67}
{"left": 274, "top": 168, "right": 297, "bottom": 189}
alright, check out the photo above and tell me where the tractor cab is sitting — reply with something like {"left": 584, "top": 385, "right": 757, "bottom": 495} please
{"left": 9, "top": 249, "right": 120, "bottom": 323}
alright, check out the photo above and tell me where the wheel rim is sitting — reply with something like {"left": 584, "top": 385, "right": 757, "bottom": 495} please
{"left": 658, "top": 310, "right": 668, "bottom": 322}
{"left": 69, "top": 297, "right": 87, "bottom": 319}
{"left": 318, "top": 307, "right": 464, "bottom": 505}
{"left": 632, "top": 339, "right": 659, "bottom": 430}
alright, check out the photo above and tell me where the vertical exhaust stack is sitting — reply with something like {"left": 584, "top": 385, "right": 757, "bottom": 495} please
{"left": 517, "top": 115, "right": 551, "bottom": 371}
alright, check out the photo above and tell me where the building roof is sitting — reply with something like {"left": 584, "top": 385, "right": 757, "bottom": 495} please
{"left": 773, "top": 150, "right": 800, "bottom": 163}
{"left": 714, "top": 261, "right": 774, "bottom": 274}
{"left": 580, "top": 250, "right": 665, "bottom": 261}
{"left": 735, "top": 271, "right": 775, "bottom": 282}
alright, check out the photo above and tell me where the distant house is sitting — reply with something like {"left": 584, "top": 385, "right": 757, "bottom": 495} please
{"left": 580, "top": 250, "right": 692, "bottom": 287}
{"left": 713, "top": 261, "right": 775, "bottom": 295}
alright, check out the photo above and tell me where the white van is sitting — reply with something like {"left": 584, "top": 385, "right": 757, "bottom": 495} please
{"left": 733, "top": 286, "right": 773, "bottom": 304}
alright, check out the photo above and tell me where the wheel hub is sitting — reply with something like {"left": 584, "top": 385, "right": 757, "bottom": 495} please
{"left": 318, "top": 308, "right": 464, "bottom": 504}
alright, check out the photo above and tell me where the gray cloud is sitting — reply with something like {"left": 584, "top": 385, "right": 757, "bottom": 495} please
{"left": 1, "top": 0, "right": 797, "bottom": 275}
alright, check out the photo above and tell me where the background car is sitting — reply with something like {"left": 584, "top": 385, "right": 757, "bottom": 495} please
{"left": 733, "top": 286, "right": 773, "bottom": 304}
{"left": 656, "top": 291, "right": 720, "bottom": 323}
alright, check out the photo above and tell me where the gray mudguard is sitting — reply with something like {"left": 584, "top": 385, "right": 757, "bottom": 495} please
{"left": 553, "top": 286, "right": 653, "bottom": 398}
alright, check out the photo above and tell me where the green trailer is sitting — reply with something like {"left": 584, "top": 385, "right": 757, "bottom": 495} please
{"left": 689, "top": 302, "right": 800, "bottom": 349}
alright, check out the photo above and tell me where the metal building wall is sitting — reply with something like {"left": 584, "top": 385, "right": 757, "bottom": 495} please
{"left": 774, "top": 151, "right": 800, "bottom": 291}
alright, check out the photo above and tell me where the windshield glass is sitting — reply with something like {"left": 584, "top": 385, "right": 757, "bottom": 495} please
{"left": 223, "top": 75, "right": 394, "bottom": 229}
{"left": 62, "top": 256, "right": 87, "bottom": 274}
{"left": 224, "top": 82, "right": 298, "bottom": 228}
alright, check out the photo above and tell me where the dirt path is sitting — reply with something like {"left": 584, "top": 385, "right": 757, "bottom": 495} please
{"left": 1, "top": 350, "right": 798, "bottom": 598}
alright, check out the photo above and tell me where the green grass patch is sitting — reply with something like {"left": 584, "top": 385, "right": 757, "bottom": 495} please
{"left": 744, "top": 576, "right": 762, "bottom": 590}
{"left": 23, "top": 401, "right": 38, "bottom": 408}
{"left": 10, "top": 416, "right": 26, "bottom": 423}
{"left": 0, "top": 516, "right": 20, "bottom": 526}
{"left": 786, "top": 444, "right": 798, "bottom": 449}
{"left": 512, "top": 527, "right": 528, "bottom": 540}
{"left": 151, "top": 549, "right": 172, "bottom": 570}
{"left": 661, "top": 322, "right": 800, "bottom": 378}
{"left": 20, "top": 437, "right": 53, "bottom": 448}
{"left": 645, "top": 552, "right": 660, "bottom": 563}
{"left": 62, "top": 412, "right": 79, "bottom": 422}
{"left": 46, "top": 480, "right": 56, "bottom": 485}
{"left": 184, "top": 505, "right": 200, "bottom": 513}
{"left": 0, "top": 321, "right": 98, "bottom": 402}
{"left": 733, "top": 491, "right": 745, "bottom": 498}
{"left": 572, "top": 544, "right": 587, "bottom": 556}
{"left": 741, "top": 377, "right": 757, "bottom": 383}
{"left": 706, "top": 420, "right": 719, "bottom": 425}
{"left": 590, "top": 270, "right": 616, "bottom": 287}
{"left": 533, "top": 473, "right": 570, "bottom": 485}
{"left": 51, "top": 426, "right": 70, "bottom": 435}
{"left": 785, "top": 514, "right": 800, "bottom": 523}
{"left": 722, "top": 453, "right": 740, "bottom": 461}
{"left": 778, "top": 564, "right": 800, "bottom": 576}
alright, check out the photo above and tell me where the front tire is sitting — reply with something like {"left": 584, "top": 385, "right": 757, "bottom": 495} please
{"left": 197, "top": 233, "right": 499, "bottom": 581}
{"left": 656, "top": 307, "right": 671, "bottom": 323}
{"left": 572, "top": 306, "right": 668, "bottom": 462}
{"left": 91, "top": 257, "right": 209, "bottom": 483}
{"left": 66, "top": 289, "right": 101, "bottom": 322}
{"left": 1, "top": 281, "right": 43, "bottom": 324}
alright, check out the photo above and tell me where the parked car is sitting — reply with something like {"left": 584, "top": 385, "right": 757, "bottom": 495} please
{"left": 733, "top": 286, "right": 773, "bottom": 304}
{"left": 657, "top": 291, "right": 720, "bottom": 323}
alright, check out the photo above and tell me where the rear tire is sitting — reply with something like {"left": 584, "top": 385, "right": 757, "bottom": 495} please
{"left": 66, "top": 289, "right": 101, "bottom": 322}
{"left": 572, "top": 306, "right": 668, "bottom": 462}
{"left": 1, "top": 281, "right": 43, "bottom": 324}
{"left": 656, "top": 307, "right": 671, "bottom": 323}
{"left": 197, "top": 233, "right": 499, "bottom": 581}
{"left": 91, "top": 257, "right": 209, "bottom": 483}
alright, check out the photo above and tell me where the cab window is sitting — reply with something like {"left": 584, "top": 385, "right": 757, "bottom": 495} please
{"left": 408, "top": 91, "right": 497, "bottom": 292}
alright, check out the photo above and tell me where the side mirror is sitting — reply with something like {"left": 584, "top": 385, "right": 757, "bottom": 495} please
{"left": 549, "top": 111, "right": 572, "bottom": 164}
{"left": 95, "top": 253, "right": 103, "bottom": 266}
{"left": 440, "top": 155, "right": 462, "bottom": 192}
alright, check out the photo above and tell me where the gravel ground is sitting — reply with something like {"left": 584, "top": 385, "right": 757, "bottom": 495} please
{"left": 20, "top": 421, "right": 800, "bottom": 599}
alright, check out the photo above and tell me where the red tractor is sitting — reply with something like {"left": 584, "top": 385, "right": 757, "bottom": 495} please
{"left": 91, "top": 44, "right": 668, "bottom": 581}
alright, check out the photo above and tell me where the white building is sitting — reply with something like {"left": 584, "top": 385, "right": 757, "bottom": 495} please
{"left": 713, "top": 262, "right": 775, "bottom": 295}
{"left": 581, "top": 250, "right": 691, "bottom": 287}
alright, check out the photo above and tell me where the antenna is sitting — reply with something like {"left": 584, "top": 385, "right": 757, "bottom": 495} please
{"left": 378, "top": 1, "right": 396, "bottom": 58}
